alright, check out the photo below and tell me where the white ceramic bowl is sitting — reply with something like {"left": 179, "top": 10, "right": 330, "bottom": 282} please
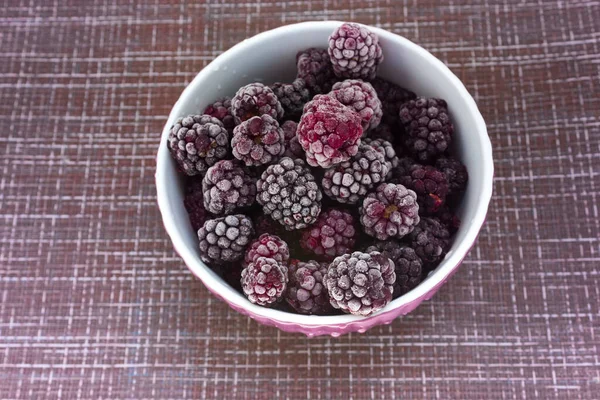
{"left": 156, "top": 21, "right": 493, "bottom": 337}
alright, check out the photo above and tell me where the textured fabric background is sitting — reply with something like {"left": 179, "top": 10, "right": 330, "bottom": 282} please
{"left": 1, "top": 0, "right": 599, "bottom": 399}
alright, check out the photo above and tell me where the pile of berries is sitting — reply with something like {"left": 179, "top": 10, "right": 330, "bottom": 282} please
{"left": 168, "top": 23, "right": 468, "bottom": 317}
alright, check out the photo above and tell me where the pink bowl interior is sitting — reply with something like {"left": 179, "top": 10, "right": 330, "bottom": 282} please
{"left": 155, "top": 21, "right": 494, "bottom": 336}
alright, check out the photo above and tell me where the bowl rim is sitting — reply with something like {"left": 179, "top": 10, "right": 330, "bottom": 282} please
{"left": 155, "top": 20, "right": 494, "bottom": 326}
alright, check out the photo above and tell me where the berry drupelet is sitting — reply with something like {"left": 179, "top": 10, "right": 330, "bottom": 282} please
{"left": 244, "top": 233, "right": 290, "bottom": 267}
{"left": 366, "top": 241, "right": 422, "bottom": 298}
{"left": 271, "top": 78, "right": 311, "bottom": 121}
{"left": 167, "top": 114, "right": 230, "bottom": 176}
{"left": 256, "top": 157, "right": 323, "bottom": 230}
{"left": 359, "top": 182, "right": 420, "bottom": 241}
{"left": 407, "top": 217, "right": 450, "bottom": 269}
{"left": 325, "top": 251, "right": 396, "bottom": 316}
{"left": 203, "top": 97, "right": 235, "bottom": 134}
{"left": 394, "top": 163, "right": 449, "bottom": 214}
{"left": 297, "top": 94, "right": 363, "bottom": 168}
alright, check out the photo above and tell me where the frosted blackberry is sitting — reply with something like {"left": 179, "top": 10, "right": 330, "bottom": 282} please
{"left": 231, "top": 82, "right": 284, "bottom": 124}
{"left": 167, "top": 114, "right": 230, "bottom": 176}
{"left": 297, "top": 94, "right": 363, "bottom": 168}
{"left": 328, "top": 23, "right": 383, "bottom": 80}
{"left": 325, "top": 251, "right": 395, "bottom": 316}
{"left": 322, "top": 143, "right": 389, "bottom": 204}
{"left": 198, "top": 215, "right": 254, "bottom": 264}
{"left": 241, "top": 257, "right": 288, "bottom": 306}
{"left": 203, "top": 97, "right": 235, "bottom": 134}
{"left": 271, "top": 78, "right": 311, "bottom": 120}
{"left": 407, "top": 217, "right": 451, "bottom": 268}
{"left": 202, "top": 159, "right": 256, "bottom": 215}
{"left": 296, "top": 48, "right": 337, "bottom": 95}
{"left": 281, "top": 120, "right": 305, "bottom": 159}
{"left": 301, "top": 209, "right": 357, "bottom": 259}
{"left": 330, "top": 79, "right": 382, "bottom": 131}
{"left": 359, "top": 183, "right": 420, "bottom": 241}
{"left": 394, "top": 163, "right": 449, "bottom": 214}
{"left": 285, "top": 260, "right": 332, "bottom": 315}
{"left": 244, "top": 233, "right": 290, "bottom": 267}
{"left": 363, "top": 137, "right": 399, "bottom": 177}
{"left": 256, "top": 157, "right": 323, "bottom": 230}
{"left": 435, "top": 156, "right": 468, "bottom": 195}
{"left": 232, "top": 115, "right": 285, "bottom": 166}
{"left": 371, "top": 78, "right": 416, "bottom": 125}
{"left": 399, "top": 97, "right": 453, "bottom": 162}
{"left": 366, "top": 241, "right": 422, "bottom": 298}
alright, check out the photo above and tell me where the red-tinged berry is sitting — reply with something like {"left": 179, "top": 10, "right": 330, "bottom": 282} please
{"left": 183, "top": 178, "right": 210, "bottom": 231}
{"left": 407, "top": 217, "right": 451, "bottom": 268}
{"left": 202, "top": 159, "right": 256, "bottom": 215}
{"left": 203, "top": 97, "right": 235, "bottom": 134}
{"left": 366, "top": 241, "right": 422, "bottom": 298}
{"left": 394, "top": 163, "right": 449, "bottom": 214}
{"left": 322, "top": 143, "right": 389, "bottom": 204}
{"left": 231, "top": 83, "right": 284, "bottom": 124}
{"left": 328, "top": 23, "right": 383, "bottom": 80}
{"left": 359, "top": 183, "right": 420, "bottom": 241}
{"left": 330, "top": 79, "right": 382, "bottom": 131}
{"left": 271, "top": 78, "right": 311, "bottom": 121}
{"left": 244, "top": 233, "right": 290, "bottom": 267}
{"left": 286, "top": 260, "right": 332, "bottom": 315}
{"left": 167, "top": 114, "right": 230, "bottom": 176}
{"left": 232, "top": 115, "right": 285, "bottom": 166}
{"left": 256, "top": 157, "right": 323, "bottom": 230}
{"left": 241, "top": 257, "right": 288, "bottom": 306}
{"left": 198, "top": 215, "right": 254, "bottom": 264}
{"left": 371, "top": 78, "right": 416, "bottom": 125}
{"left": 297, "top": 94, "right": 363, "bottom": 168}
{"left": 301, "top": 209, "right": 357, "bottom": 259}
{"left": 399, "top": 97, "right": 453, "bottom": 162}
{"left": 325, "top": 251, "right": 395, "bottom": 316}
{"left": 296, "top": 48, "right": 337, "bottom": 95}
{"left": 435, "top": 156, "right": 468, "bottom": 195}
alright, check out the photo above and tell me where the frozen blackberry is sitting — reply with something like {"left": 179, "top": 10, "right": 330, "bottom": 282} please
{"left": 394, "top": 163, "right": 449, "bottom": 214}
{"left": 328, "top": 23, "right": 383, "bottom": 80}
{"left": 271, "top": 78, "right": 311, "bottom": 121}
{"left": 232, "top": 115, "right": 285, "bottom": 166}
{"left": 365, "top": 241, "right": 422, "bottom": 298}
{"left": 203, "top": 97, "right": 235, "bottom": 134}
{"left": 399, "top": 97, "right": 454, "bottom": 162}
{"left": 244, "top": 233, "right": 290, "bottom": 267}
{"left": 281, "top": 120, "right": 305, "bottom": 159}
{"left": 325, "top": 251, "right": 395, "bottom": 316}
{"left": 363, "top": 137, "right": 399, "bottom": 176}
{"left": 435, "top": 205, "right": 461, "bottom": 234}
{"left": 256, "top": 157, "right": 323, "bottom": 230}
{"left": 297, "top": 94, "right": 363, "bottom": 168}
{"left": 167, "top": 114, "right": 230, "bottom": 176}
{"left": 407, "top": 217, "right": 450, "bottom": 268}
{"left": 286, "top": 260, "right": 332, "bottom": 315}
{"left": 359, "top": 183, "right": 420, "bottom": 241}
{"left": 322, "top": 143, "right": 389, "bottom": 204}
{"left": 184, "top": 178, "right": 210, "bottom": 231}
{"left": 301, "top": 209, "right": 357, "bottom": 259}
{"left": 296, "top": 48, "right": 337, "bottom": 95}
{"left": 241, "top": 256, "right": 288, "bottom": 306}
{"left": 202, "top": 159, "right": 256, "bottom": 215}
{"left": 435, "top": 156, "right": 468, "bottom": 195}
{"left": 231, "top": 83, "right": 284, "bottom": 124}
{"left": 371, "top": 78, "right": 416, "bottom": 125}
{"left": 198, "top": 214, "right": 254, "bottom": 264}
{"left": 330, "top": 79, "right": 382, "bottom": 131}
